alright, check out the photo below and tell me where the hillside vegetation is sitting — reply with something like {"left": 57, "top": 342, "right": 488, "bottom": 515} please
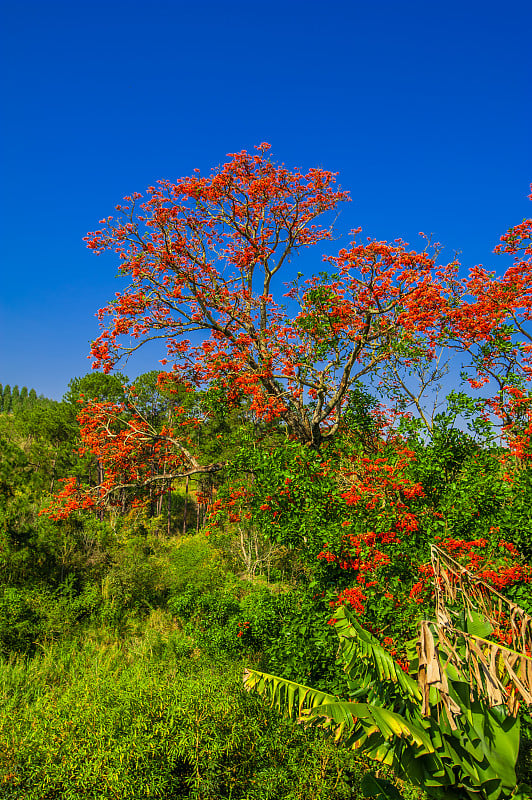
{"left": 1, "top": 375, "right": 532, "bottom": 798}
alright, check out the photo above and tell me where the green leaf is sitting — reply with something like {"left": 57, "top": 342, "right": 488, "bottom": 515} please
{"left": 361, "top": 772, "right": 404, "bottom": 799}
{"left": 243, "top": 668, "right": 336, "bottom": 721}
{"left": 333, "top": 605, "right": 421, "bottom": 702}
{"left": 244, "top": 668, "right": 435, "bottom": 761}
{"left": 462, "top": 608, "right": 493, "bottom": 639}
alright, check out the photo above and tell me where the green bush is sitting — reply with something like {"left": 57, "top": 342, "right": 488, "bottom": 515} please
{"left": 101, "top": 535, "right": 165, "bottom": 610}
{"left": 166, "top": 533, "right": 227, "bottom": 596}
{"left": 263, "top": 592, "right": 344, "bottom": 691}
{"left": 0, "top": 579, "right": 104, "bottom": 657}
{"left": 0, "top": 586, "right": 41, "bottom": 655}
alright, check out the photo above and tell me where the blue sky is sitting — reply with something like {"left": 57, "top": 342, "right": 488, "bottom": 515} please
{"left": 1, "top": 0, "right": 531, "bottom": 400}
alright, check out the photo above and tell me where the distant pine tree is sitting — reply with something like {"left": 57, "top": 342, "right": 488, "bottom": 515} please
{"left": 20, "top": 386, "right": 28, "bottom": 406}
{"left": 28, "top": 388, "right": 37, "bottom": 406}
{"left": 11, "top": 385, "right": 20, "bottom": 410}
{"left": 3, "top": 385, "right": 11, "bottom": 413}
{"left": 0, "top": 383, "right": 3, "bottom": 412}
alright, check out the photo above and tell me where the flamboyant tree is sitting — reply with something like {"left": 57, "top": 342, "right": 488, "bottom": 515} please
{"left": 42, "top": 383, "right": 219, "bottom": 520}
{"left": 46, "top": 147, "right": 532, "bottom": 522}
{"left": 444, "top": 188, "right": 532, "bottom": 455}
{"left": 86, "top": 144, "right": 459, "bottom": 449}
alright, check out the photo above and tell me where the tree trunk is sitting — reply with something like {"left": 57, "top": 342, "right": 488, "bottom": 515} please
{"left": 182, "top": 475, "right": 189, "bottom": 535}
{"left": 97, "top": 460, "right": 104, "bottom": 521}
{"left": 49, "top": 456, "right": 57, "bottom": 494}
{"left": 167, "top": 483, "right": 171, "bottom": 536}
{"left": 196, "top": 489, "right": 200, "bottom": 533}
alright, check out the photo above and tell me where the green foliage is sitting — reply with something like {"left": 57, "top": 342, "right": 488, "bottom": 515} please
{"left": 169, "top": 574, "right": 292, "bottom": 664}
{"left": 0, "top": 585, "right": 41, "bottom": 655}
{"left": 11, "top": 384, "right": 20, "bottom": 411}
{"left": 500, "top": 467, "right": 532, "bottom": 564}
{"left": 167, "top": 533, "right": 227, "bottom": 596}
{"left": 246, "top": 604, "right": 529, "bottom": 800}
{"left": 0, "top": 396, "right": 80, "bottom": 500}
{"left": 0, "top": 383, "right": 43, "bottom": 415}
{"left": 210, "top": 435, "right": 345, "bottom": 561}
{"left": 3, "top": 373, "right": 532, "bottom": 795}
{"left": 64, "top": 371, "right": 129, "bottom": 405}
{"left": 264, "top": 592, "right": 344, "bottom": 691}
{"left": 407, "top": 410, "right": 532, "bottom": 613}
{"left": 239, "top": 587, "right": 292, "bottom": 654}
{"left": 0, "top": 639, "right": 363, "bottom": 799}
{"left": 101, "top": 535, "right": 165, "bottom": 610}
{"left": 3, "top": 383, "right": 11, "bottom": 413}
{"left": 0, "top": 581, "right": 102, "bottom": 656}
{"left": 360, "top": 773, "right": 405, "bottom": 800}
{"left": 129, "top": 370, "right": 182, "bottom": 425}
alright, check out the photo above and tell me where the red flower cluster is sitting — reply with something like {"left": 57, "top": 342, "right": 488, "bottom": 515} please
{"left": 42, "top": 394, "right": 200, "bottom": 519}
{"left": 330, "top": 586, "right": 366, "bottom": 614}
{"left": 412, "top": 537, "right": 531, "bottom": 605}
{"left": 320, "top": 440, "right": 428, "bottom": 619}
{"left": 237, "top": 621, "right": 250, "bottom": 638}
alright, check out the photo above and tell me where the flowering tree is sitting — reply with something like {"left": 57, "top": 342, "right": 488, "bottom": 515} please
{"left": 45, "top": 148, "right": 532, "bottom": 575}
{"left": 445, "top": 188, "right": 532, "bottom": 456}
{"left": 86, "top": 144, "right": 458, "bottom": 449}
{"left": 42, "top": 391, "right": 209, "bottom": 520}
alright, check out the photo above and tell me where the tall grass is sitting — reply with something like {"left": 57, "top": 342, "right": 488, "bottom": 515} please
{"left": 0, "top": 628, "right": 363, "bottom": 800}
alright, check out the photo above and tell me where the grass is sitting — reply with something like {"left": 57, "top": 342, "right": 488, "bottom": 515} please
{"left": 0, "top": 627, "right": 368, "bottom": 800}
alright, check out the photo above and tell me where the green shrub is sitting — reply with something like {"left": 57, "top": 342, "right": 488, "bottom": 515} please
{"left": 263, "top": 592, "right": 344, "bottom": 691}
{"left": 166, "top": 533, "right": 227, "bottom": 596}
{"left": 101, "top": 535, "right": 164, "bottom": 609}
{"left": 0, "top": 579, "right": 105, "bottom": 657}
{"left": 0, "top": 586, "right": 41, "bottom": 655}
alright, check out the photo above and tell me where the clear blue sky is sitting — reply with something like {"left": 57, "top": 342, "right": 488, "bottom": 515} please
{"left": 1, "top": 0, "right": 531, "bottom": 400}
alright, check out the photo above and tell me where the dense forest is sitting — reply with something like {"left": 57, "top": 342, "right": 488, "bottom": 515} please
{"left": 2, "top": 150, "right": 532, "bottom": 798}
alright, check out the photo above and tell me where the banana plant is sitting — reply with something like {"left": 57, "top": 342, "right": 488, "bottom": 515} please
{"left": 244, "top": 601, "right": 532, "bottom": 799}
